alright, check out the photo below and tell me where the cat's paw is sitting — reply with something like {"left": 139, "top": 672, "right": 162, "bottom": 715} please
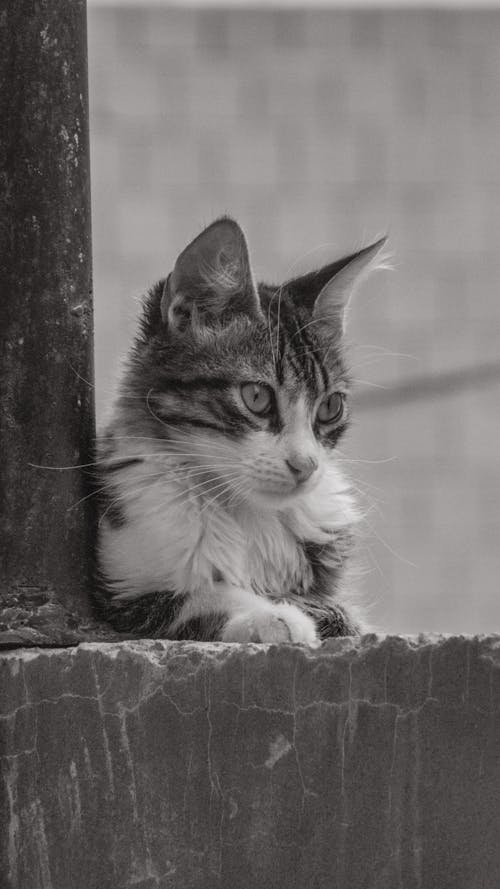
{"left": 221, "top": 603, "right": 319, "bottom": 645}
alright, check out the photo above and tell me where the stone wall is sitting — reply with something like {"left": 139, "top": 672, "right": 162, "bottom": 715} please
{"left": 2, "top": 635, "right": 500, "bottom": 888}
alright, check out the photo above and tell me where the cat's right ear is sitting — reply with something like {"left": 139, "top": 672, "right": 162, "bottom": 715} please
{"left": 286, "top": 237, "right": 388, "bottom": 335}
{"left": 161, "top": 217, "right": 263, "bottom": 331}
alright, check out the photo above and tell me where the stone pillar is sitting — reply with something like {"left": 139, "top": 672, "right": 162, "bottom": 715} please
{"left": 0, "top": 0, "right": 96, "bottom": 645}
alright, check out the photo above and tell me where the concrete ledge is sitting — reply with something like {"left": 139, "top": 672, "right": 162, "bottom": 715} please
{"left": 2, "top": 635, "right": 500, "bottom": 889}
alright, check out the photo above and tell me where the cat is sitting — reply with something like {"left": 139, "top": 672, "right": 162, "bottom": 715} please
{"left": 94, "top": 217, "right": 386, "bottom": 644}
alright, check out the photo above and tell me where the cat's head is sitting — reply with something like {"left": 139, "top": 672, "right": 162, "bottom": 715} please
{"left": 124, "top": 217, "right": 386, "bottom": 510}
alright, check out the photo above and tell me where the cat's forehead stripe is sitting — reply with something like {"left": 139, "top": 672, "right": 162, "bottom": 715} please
{"left": 269, "top": 311, "right": 331, "bottom": 403}
{"left": 264, "top": 293, "right": 336, "bottom": 388}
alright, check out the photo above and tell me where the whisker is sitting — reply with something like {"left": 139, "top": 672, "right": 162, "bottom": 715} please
{"left": 177, "top": 478, "right": 241, "bottom": 519}
{"left": 157, "top": 464, "right": 242, "bottom": 486}
{"left": 30, "top": 460, "right": 109, "bottom": 471}
{"left": 362, "top": 517, "right": 418, "bottom": 569}
{"left": 226, "top": 477, "right": 250, "bottom": 510}
{"left": 267, "top": 289, "right": 276, "bottom": 367}
{"left": 67, "top": 482, "right": 115, "bottom": 512}
{"left": 160, "top": 438, "right": 236, "bottom": 454}
{"left": 164, "top": 459, "right": 240, "bottom": 471}
{"left": 266, "top": 244, "right": 325, "bottom": 368}
{"left": 98, "top": 417, "right": 230, "bottom": 446}
{"left": 336, "top": 449, "right": 398, "bottom": 466}
{"left": 290, "top": 311, "right": 350, "bottom": 342}
{"left": 275, "top": 282, "right": 283, "bottom": 364}
{"left": 66, "top": 361, "right": 96, "bottom": 391}
{"left": 348, "top": 343, "right": 419, "bottom": 358}
{"left": 343, "top": 468, "right": 384, "bottom": 495}
{"left": 29, "top": 454, "right": 242, "bottom": 472}
{"left": 340, "top": 470, "right": 386, "bottom": 497}
{"left": 196, "top": 475, "right": 243, "bottom": 517}
{"left": 97, "top": 435, "right": 154, "bottom": 440}
{"left": 347, "top": 483, "right": 385, "bottom": 518}
{"left": 347, "top": 350, "right": 420, "bottom": 374}
{"left": 157, "top": 471, "right": 243, "bottom": 512}
{"left": 96, "top": 472, "right": 176, "bottom": 526}
{"left": 89, "top": 469, "right": 226, "bottom": 519}
{"left": 68, "top": 468, "right": 171, "bottom": 513}
{"left": 360, "top": 542, "right": 386, "bottom": 582}
{"left": 351, "top": 379, "right": 389, "bottom": 390}
{"left": 107, "top": 392, "right": 162, "bottom": 401}
{"left": 97, "top": 434, "right": 236, "bottom": 457}
{"left": 289, "top": 340, "right": 324, "bottom": 363}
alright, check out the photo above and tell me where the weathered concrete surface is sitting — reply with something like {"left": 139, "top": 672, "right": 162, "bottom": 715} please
{"left": 2, "top": 635, "right": 500, "bottom": 889}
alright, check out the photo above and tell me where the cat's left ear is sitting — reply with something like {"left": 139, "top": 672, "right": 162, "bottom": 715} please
{"left": 288, "top": 237, "right": 388, "bottom": 334}
{"left": 161, "top": 217, "right": 263, "bottom": 331}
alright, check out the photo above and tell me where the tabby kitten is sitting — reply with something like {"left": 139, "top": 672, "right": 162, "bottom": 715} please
{"left": 95, "top": 217, "right": 386, "bottom": 643}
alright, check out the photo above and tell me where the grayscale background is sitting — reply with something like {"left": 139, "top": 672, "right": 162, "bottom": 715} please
{"left": 88, "top": 3, "right": 500, "bottom": 635}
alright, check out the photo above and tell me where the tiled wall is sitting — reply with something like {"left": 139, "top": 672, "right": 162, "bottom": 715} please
{"left": 88, "top": 6, "right": 500, "bottom": 634}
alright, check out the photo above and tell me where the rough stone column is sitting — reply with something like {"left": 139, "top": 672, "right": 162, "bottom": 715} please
{"left": 0, "top": 0, "right": 97, "bottom": 644}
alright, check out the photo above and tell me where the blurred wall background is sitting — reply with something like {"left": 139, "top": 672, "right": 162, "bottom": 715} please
{"left": 88, "top": 4, "right": 500, "bottom": 634}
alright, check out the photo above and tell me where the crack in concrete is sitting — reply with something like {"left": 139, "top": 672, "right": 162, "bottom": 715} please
{"left": 90, "top": 659, "right": 115, "bottom": 797}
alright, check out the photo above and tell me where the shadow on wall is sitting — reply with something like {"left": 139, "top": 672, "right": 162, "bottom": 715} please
{"left": 88, "top": 5, "right": 500, "bottom": 635}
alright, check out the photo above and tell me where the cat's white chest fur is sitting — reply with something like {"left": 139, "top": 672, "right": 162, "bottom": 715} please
{"left": 99, "top": 459, "right": 356, "bottom": 611}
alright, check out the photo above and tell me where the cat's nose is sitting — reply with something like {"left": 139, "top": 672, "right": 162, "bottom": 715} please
{"left": 286, "top": 454, "right": 318, "bottom": 484}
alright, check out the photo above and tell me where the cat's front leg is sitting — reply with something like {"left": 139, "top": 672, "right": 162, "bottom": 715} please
{"left": 222, "top": 601, "right": 319, "bottom": 645}
{"left": 175, "top": 582, "right": 319, "bottom": 644}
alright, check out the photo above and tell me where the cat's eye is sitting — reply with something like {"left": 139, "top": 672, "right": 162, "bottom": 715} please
{"left": 317, "top": 392, "right": 345, "bottom": 424}
{"left": 240, "top": 383, "right": 272, "bottom": 415}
